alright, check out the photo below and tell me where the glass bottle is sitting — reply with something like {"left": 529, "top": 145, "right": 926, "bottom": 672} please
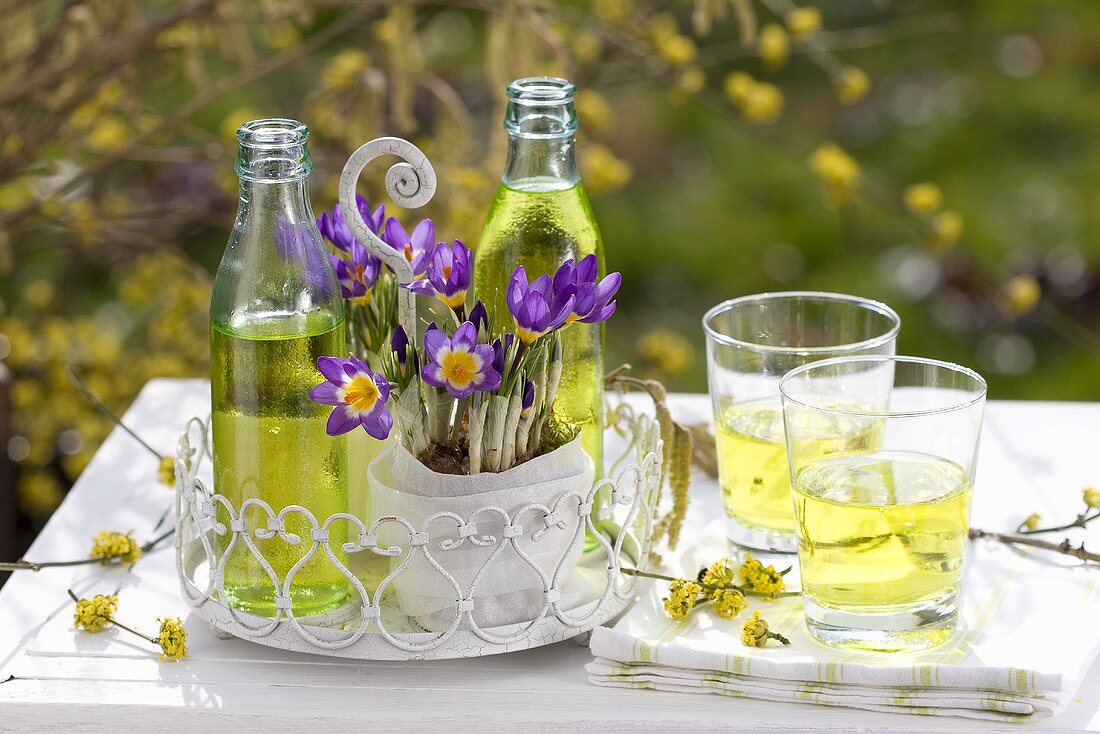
{"left": 476, "top": 77, "right": 606, "bottom": 474}
{"left": 210, "top": 119, "right": 348, "bottom": 617}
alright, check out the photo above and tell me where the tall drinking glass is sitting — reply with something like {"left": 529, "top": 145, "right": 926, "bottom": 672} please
{"left": 703, "top": 292, "right": 900, "bottom": 553}
{"left": 780, "top": 356, "right": 987, "bottom": 652}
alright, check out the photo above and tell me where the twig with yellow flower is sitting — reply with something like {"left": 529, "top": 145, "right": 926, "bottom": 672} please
{"left": 969, "top": 487, "right": 1100, "bottom": 564}
{"left": 68, "top": 589, "right": 187, "bottom": 660}
{"left": 623, "top": 555, "right": 795, "bottom": 646}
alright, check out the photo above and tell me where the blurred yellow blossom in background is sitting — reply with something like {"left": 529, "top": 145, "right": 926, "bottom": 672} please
{"left": 904, "top": 182, "right": 944, "bottom": 215}
{"left": 758, "top": 24, "right": 790, "bottom": 69}
{"left": 785, "top": 7, "right": 822, "bottom": 41}
{"left": 808, "top": 142, "right": 860, "bottom": 204}
{"left": 997, "top": 275, "right": 1042, "bottom": 317}
{"left": 835, "top": 66, "right": 871, "bottom": 105}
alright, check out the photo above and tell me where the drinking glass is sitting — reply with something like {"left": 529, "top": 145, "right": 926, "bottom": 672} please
{"left": 702, "top": 292, "right": 900, "bottom": 552}
{"left": 780, "top": 356, "right": 987, "bottom": 652}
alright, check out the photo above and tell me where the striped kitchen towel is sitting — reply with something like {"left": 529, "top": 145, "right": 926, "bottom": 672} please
{"left": 587, "top": 523, "right": 1100, "bottom": 721}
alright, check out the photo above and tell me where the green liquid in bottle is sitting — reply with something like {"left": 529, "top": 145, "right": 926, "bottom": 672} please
{"left": 475, "top": 179, "right": 604, "bottom": 472}
{"left": 210, "top": 315, "right": 348, "bottom": 616}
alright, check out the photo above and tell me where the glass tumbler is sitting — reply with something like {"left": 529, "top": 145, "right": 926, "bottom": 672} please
{"left": 703, "top": 292, "right": 900, "bottom": 553}
{"left": 780, "top": 356, "right": 987, "bottom": 652}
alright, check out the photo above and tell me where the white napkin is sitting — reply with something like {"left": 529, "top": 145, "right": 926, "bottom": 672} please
{"left": 587, "top": 521, "right": 1100, "bottom": 721}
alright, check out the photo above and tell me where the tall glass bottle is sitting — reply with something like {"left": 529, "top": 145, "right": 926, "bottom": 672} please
{"left": 476, "top": 78, "right": 605, "bottom": 474}
{"left": 210, "top": 119, "right": 348, "bottom": 617}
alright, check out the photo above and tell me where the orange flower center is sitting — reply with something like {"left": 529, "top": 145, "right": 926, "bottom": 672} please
{"left": 343, "top": 375, "right": 380, "bottom": 412}
{"left": 440, "top": 350, "right": 478, "bottom": 387}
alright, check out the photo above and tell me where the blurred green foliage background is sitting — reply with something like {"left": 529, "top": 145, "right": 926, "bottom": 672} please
{"left": 1, "top": 0, "right": 1098, "bottom": 540}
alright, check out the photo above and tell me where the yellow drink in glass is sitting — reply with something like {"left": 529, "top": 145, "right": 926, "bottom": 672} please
{"left": 793, "top": 450, "right": 972, "bottom": 651}
{"left": 716, "top": 398, "right": 882, "bottom": 535}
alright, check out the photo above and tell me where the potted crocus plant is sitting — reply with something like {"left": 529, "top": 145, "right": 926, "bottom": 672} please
{"left": 314, "top": 197, "right": 437, "bottom": 518}
{"left": 308, "top": 235, "right": 620, "bottom": 629}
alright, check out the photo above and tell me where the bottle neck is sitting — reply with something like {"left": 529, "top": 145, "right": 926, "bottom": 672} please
{"left": 502, "top": 133, "right": 579, "bottom": 190}
{"left": 236, "top": 177, "right": 313, "bottom": 225}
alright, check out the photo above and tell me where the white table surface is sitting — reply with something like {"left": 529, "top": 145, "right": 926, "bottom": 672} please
{"left": 1, "top": 378, "right": 1098, "bottom": 733}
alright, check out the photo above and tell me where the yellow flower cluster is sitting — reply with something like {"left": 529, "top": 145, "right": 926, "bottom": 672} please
{"left": 582, "top": 144, "right": 633, "bottom": 194}
{"left": 903, "top": 182, "right": 942, "bottom": 215}
{"left": 700, "top": 558, "right": 734, "bottom": 593}
{"left": 996, "top": 275, "right": 1041, "bottom": 317}
{"left": 90, "top": 530, "right": 143, "bottom": 565}
{"left": 903, "top": 182, "right": 964, "bottom": 252}
{"left": 637, "top": 329, "right": 694, "bottom": 377}
{"left": 73, "top": 594, "right": 118, "bottom": 633}
{"left": 738, "top": 553, "right": 785, "bottom": 599}
{"left": 836, "top": 66, "right": 871, "bottom": 105}
{"left": 724, "top": 72, "right": 784, "bottom": 124}
{"left": 1022, "top": 513, "right": 1042, "bottom": 531}
{"left": 785, "top": 7, "right": 822, "bottom": 40}
{"left": 662, "top": 578, "right": 702, "bottom": 620}
{"left": 808, "top": 142, "right": 859, "bottom": 203}
{"left": 712, "top": 589, "right": 748, "bottom": 619}
{"left": 1085, "top": 487, "right": 1100, "bottom": 509}
{"left": 758, "top": 24, "right": 790, "bottom": 69}
{"left": 741, "top": 611, "right": 771, "bottom": 647}
{"left": 650, "top": 15, "right": 697, "bottom": 68}
{"left": 158, "top": 456, "right": 176, "bottom": 487}
{"left": 156, "top": 617, "right": 188, "bottom": 660}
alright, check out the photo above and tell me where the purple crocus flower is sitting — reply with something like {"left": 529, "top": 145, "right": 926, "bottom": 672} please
{"left": 392, "top": 324, "right": 410, "bottom": 366}
{"left": 506, "top": 266, "right": 575, "bottom": 344}
{"left": 552, "top": 254, "right": 621, "bottom": 324}
{"left": 330, "top": 241, "right": 381, "bottom": 306}
{"left": 491, "top": 333, "right": 515, "bottom": 376}
{"left": 382, "top": 216, "right": 435, "bottom": 277}
{"left": 520, "top": 380, "right": 535, "bottom": 419}
{"left": 317, "top": 194, "right": 385, "bottom": 252}
{"left": 421, "top": 322, "right": 501, "bottom": 399}
{"left": 309, "top": 356, "right": 393, "bottom": 439}
{"left": 469, "top": 300, "right": 489, "bottom": 336}
{"left": 404, "top": 240, "right": 472, "bottom": 310}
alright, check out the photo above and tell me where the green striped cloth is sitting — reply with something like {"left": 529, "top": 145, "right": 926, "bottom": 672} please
{"left": 587, "top": 524, "right": 1100, "bottom": 721}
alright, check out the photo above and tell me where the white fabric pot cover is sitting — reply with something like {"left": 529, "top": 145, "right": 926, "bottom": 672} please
{"left": 369, "top": 436, "right": 594, "bottom": 631}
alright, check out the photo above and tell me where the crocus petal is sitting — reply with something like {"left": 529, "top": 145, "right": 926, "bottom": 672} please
{"left": 531, "top": 274, "right": 554, "bottom": 298}
{"left": 404, "top": 279, "right": 438, "bottom": 297}
{"left": 309, "top": 381, "right": 342, "bottom": 406}
{"left": 472, "top": 367, "right": 501, "bottom": 393}
{"left": 317, "top": 356, "right": 348, "bottom": 383}
{"left": 519, "top": 296, "right": 551, "bottom": 333}
{"left": 383, "top": 217, "right": 409, "bottom": 250}
{"left": 576, "top": 254, "right": 599, "bottom": 283}
{"left": 410, "top": 219, "right": 435, "bottom": 250}
{"left": 421, "top": 363, "right": 446, "bottom": 389}
{"left": 549, "top": 294, "right": 576, "bottom": 331}
{"left": 373, "top": 373, "right": 392, "bottom": 402}
{"left": 580, "top": 302, "right": 616, "bottom": 324}
{"left": 507, "top": 268, "right": 528, "bottom": 311}
{"left": 423, "top": 327, "right": 449, "bottom": 365}
{"left": 594, "top": 272, "right": 622, "bottom": 303}
{"left": 452, "top": 321, "right": 477, "bottom": 350}
{"left": 345, "top": 356, "right": 371, "bottom": 377}
{"left": 326, "top": 406, "right": 360, "bottom": 436}
{"left": 470, "top": 301, "right": 488, "bottom": 334}
{"left": 361, "top": 405, "right": 393, "bottom": 440}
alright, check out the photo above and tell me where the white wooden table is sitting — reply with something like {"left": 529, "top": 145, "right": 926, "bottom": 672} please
{"left": 1, "top": 379, "right": 1098, "bottom": 733}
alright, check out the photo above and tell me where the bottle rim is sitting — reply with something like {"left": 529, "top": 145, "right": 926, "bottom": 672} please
{"left": 506, "top": 77, "right": 577, "bottom": 103}
{"left": 236, "top": 118, "right": 310, "bottom": 150}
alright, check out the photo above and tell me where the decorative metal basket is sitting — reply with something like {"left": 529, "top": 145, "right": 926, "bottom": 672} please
{"left": 173, "top": 137, "right": 663, "bottom": 660}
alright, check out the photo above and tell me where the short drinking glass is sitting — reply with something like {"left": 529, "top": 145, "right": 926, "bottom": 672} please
{"left": 780, "top": 356, "right": 987, "bottom": 652}
{"left": 703, "top": 292, "right": 900, "bottom": 552}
